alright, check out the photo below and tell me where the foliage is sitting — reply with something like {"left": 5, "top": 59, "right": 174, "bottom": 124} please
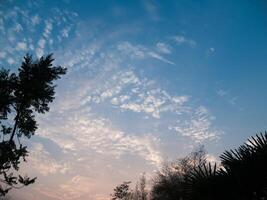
{"left": 112, "top": 133, "right": 267, "bottom": 200}
{"left": 133, "top": 173, "right": 148, "bottom": 200}
{"left": 111, "top": 181, "right": 132, "bottom": 200}
{"left": 150, "top": 146, "right": 207, "bottom": 200}
{"left": 138, "top": 173, "right": 148, "bottom": 200}
{"left": 111, "top": 174, "right": 148, "bottom": 200}
{"left": 185, "top": 132, "right": 267, "bottom": 200}
{"left": 221, "top": 132, "right": 267, "bottom": 199}
{"left": 0, "top": 54, "right": 66, "bottom": 196}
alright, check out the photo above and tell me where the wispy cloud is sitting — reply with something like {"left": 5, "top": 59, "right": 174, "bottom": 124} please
{"left": 209, "top": 47, "right": 215, "bottom": 53}
{"left": 0, "top": 51, "right": 6, "bottom": 58}
{"left": 31, "top": 14, "right": 40, "bottom": 25}
{"left": 13, "top": 22, "right": 23, "bottom": 32}
{"left": 229, "top": 97, "right": 238, "bottom": 106}
{"left": 156, "top": 42, "right": 172, "bottom": 54}
{"left": 38, "top": 114, "right": 162, "bottom": 166}
{"left": 117, "top": 41, "right": 175, "bottom": 65}
{"left": 143, "top": 0, "right": 160, "bottom": 21}
{"left": 16, "top": 41, "right": 27, "bottom": 51}
{"left": 7, "top": 57, "right": 15, "bottom": 64}
{"left": 28, "top": 143, "right": 70, "bottom": 176}
{"left": 216, "top": 88, "right": 241, "bottom": 109}
{"left": 0, "top": 4, "right": 78, "bottom": 63}
{"left": 169, "top": 106, "right": 221, "bottom": 143}
{"left": 173, "top": 35, "right": 196, "bottom": 47}
{"left": 206, "top": 154, "right": 220, "bottom": 165}
{"left": 217, "top": 89, "right": 228, "bottom": 97}
{"left": 206, "top": 47, "right": 216, "bottom": 56}
{"left": 43, "top": 20, "right": 53, "bottom": 38}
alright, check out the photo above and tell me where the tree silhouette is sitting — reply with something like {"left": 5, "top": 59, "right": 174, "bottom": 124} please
{"left": 112, "top": 133, "right": 267, "bottom": 200}
{"left": 111, "top": 181, "right": 132, "bottom": 200}
{"left": 0, "top": 54, "right": 66, "bottom": 196}
{"left": 131, "top": 173, "right": 148, "bottom": 200}
{"left": 111, "top": 174, "right": 149, "bottom": 200}
{"left": 138, "top": 173, "right": 148, "bottom": 200}
{"left": 150, "top": 146, "right": 207, "bottom": 200}
{"left": 184, "top": 163, "right": 231, "bottom": 200}
{"left": 185, "top": 132, "right": 267, "bottom": 200}
{"left": 220, "top": 132, "right": 267, "bottom": 199}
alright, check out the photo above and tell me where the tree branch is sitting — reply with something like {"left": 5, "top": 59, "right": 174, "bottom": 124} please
{"left": 9, "top": 111, "right": 19, "bottom": 142}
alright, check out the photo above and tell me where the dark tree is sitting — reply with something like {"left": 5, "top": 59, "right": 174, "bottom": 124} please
{"left": 220, "top": 133, "right": 267, "bottom": 199}
{"left": 131, "top": 173, "right": 148, "bottom": 200}
{"left": 138, "top": 173, "right": 148, "bottom": 200}
{"left": 111, "top": 133, "right": 267, "bottom": 200}
{"left": 111, "top": 174, "right": 149, "bottom": 200}
{"left": 0, "top": 54, "right": 66, "bottom": 196}
{"left": 150, "top": 146, "right": 207, "bottom": 200}
{"left": 185, "top": 132, "right": 267, "bottom": 200}
{"left": 111, "top": 181, "right": 132, "bottom": 200}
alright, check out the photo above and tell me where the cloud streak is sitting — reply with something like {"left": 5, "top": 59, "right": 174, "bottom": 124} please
{"left": 117, "top": 41, "right": 175, "bottom": 65}
{"left": 173, "top": 35, "right": 196, "bottom": 47}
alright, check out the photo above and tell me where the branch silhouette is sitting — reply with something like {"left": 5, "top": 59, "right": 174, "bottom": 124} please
{"left": 0, "top": 54, "right": 66, "bottom": 196}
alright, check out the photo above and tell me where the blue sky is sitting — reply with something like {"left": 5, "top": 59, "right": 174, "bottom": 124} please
{"left": 1, "top": 0, "right": 267, "bottom": 199}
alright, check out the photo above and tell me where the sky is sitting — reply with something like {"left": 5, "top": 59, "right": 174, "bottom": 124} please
{"left": 1, "top": 0, "right": 267, "bottom": 199}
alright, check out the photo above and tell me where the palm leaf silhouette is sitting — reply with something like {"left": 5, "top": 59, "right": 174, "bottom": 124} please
{"left": 220, "top": 132, "right": 267, "bottom": 199}
{"left": 184, "top": 132, "right": 267, "bottom": 200}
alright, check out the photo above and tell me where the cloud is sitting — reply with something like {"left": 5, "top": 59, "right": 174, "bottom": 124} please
{"left": 36, "top": 38, "right": 46, "bottom": 58}
{"left": 31, "top": 14, "right": 40, "bottom": 25}
{"left": 37, "top": 112, "right": 162, "bottom": 166}
{"left": 51, "top": 35, "right": 219, "bottom": 146}
{"left": 173, "top": 35, "right": 196, "bottom": 47}
{"left": 13, "top": 23, "right": 23, "bottom": 32}
{"left": 206, "top": 47, "right": 215, "bottom": 56}
{"left": 143, "top": 0, "right": 160, "bottom": 21}
{"left": 229, "top": 97, "right": 238, "bottom": 106}
{"left": 79, "top": 66, "right": 187, "bottom": 119}
{"left": 24, "top": 175, "right": 108, "bottom": 200}
{"left": 206, "top": 154, "right": 220, "bottom": 165}
{"left": 147, "top": 51, "right": 175, "bottom": 65}
{"left": 0, "top": 51, "right": 6, "bottom": 58}
{"left": 38, "top": 38, "right": 46, "bottom": 48}
{"left": 169, "top": 106, "right": 221, "bottom": 143}
{"left": 216, "top": 88, "right": 242, "bottom": 110}
{"left": 117, "top": 42, "right": 146, "bottom": 59}
{"left": 7, "top": 57, "right": 15, "bottom": 64}
{"left": 156, "top": 42, "right": 172, "bottom": 54}
{"left": 33, "top": 54, "right": 165, "bottom": 164}
{"left": 35, "top": 20, "right": 53, "bottom": 57}
{"left": 58, "top": 176, "right": 96, "bottom": 199}
{"left": 61, "top": 26, "right": 72, "bottom": 38}
{"left": 0, "top": 4, "right": 78, "bottom": 63}
{"left": 118, "top": 89, "right": 188, "bottom": 118}
{"left": 217, "top": 89, "right": 227, "bottom": 97}
{"left": 117, "top": 41, "right": 174, "bottom": 65}
{"left": 33, "top": 35, "right": 220, "bottom": 177}
{"left": 16, "top": 41, "right": 27, "bottom": 51}
{"left": 28, "top": 143, "right": 70, "bottom": 176}
{"left": 43, "top": 20, "right": 53, "bottom": 38}
{"left": 209, "top": 47, "right": 215, "bottom": 53}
